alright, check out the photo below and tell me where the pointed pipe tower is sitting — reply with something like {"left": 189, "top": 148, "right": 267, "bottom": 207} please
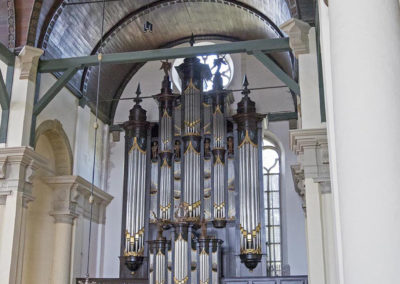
{"left": 122, "top": 84, "right": 150, "bottom": 273}
{"left": 233, "top": 76, "right": 266, "bottom": 270}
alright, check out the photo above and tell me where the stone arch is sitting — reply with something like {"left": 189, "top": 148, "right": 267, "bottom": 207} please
{"left": 34, "top": 119, "right": 73, "bottom": 176}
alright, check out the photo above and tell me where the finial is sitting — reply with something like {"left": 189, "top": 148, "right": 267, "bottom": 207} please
{"left": 189, "top": 33, "right": 195, "bottom": 47}
{"left": 134, "top": 83, "right": 142, "bottom": 104}
{"left": 242, "top": 75, "right": 250, "bottom": 97}
{"left": 160, "top": 60, "right": 172, "bottom": 81}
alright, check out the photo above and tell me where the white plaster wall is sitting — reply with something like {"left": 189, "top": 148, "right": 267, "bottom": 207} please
{"left": 36, "top": 74, "right": 79, "bottom": 153}
{"left": 0, "top": 202, "right": 5, "bottom": 255}
{"left": 102, "top": 137, "right": 124, "bottom": 277}
{"left": 73, "top": 105, "right": 106, "bottom": 188}
{"left": 268, "top": 121, "right": 307, "bottom": 275}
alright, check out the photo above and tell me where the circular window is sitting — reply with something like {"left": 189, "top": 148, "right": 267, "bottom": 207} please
{"left": 171, "top": 42, "right": 234, "bottom": 92}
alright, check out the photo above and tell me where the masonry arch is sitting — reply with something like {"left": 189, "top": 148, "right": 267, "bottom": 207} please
{"left": 34, "top": 119, "right": 73, "bottom": 176}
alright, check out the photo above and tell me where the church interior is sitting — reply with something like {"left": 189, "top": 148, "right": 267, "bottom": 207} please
{"left": 0, "top": 1, "right": 399, "bottom": 284}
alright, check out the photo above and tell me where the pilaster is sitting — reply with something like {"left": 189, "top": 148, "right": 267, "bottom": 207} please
{"left": 290, "top": 128, "right": 337, "bottom": 284}
{"left": 280, "top": 18, "right": 312, "bottom": 58}
{"left": 43, "top": 175, "right": 113, "bottom": 225}
{"left": 0, "top": 147, "right": 47, "bottom": 284}
{"left": 7, "top": 46, "right": 43, "bottom": 147}
{"left": 43, "top": 175, "right": 113, "bottom": 283}
{"left": 281, "top": 19, "right": 323, "bottom": 129}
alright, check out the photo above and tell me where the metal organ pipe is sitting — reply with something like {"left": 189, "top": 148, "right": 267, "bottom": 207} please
{"left": 233, "top": 77, "right": 265, "bottom": 271}
{"left": 122, "top": 84, "right": 149, "bottom": 273}
{"left": 154, "top": 75, "right": 176, "bottom": 221}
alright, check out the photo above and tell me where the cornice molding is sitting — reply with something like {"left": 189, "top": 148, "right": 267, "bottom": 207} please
{"left": 290, "top": 128, "right": 328, "bottom": 155}
{"left": 280, "top": 18, "right": 312, "bottom": 58}
{"left": 17, "top": 46, "right": 44, "bottom": 80}
{"left": 43, "top": 175, "right": 113, "bottom": 224}
{"left": 290, "top": 128, "right": 330, "bottom": 191}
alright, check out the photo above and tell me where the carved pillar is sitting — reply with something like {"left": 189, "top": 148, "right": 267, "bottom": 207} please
{"left": 290, "top": 128, "right": 338, "bottom": 284}
{"left": 7, "top": 46, "right": 43, "bottom": 146}
{"left": 280, "top": 18, "right": 323, "bottom": 129}
{"left": 43, "top": 175, "right": 113, "bottom": 283}
{"left": 0, "top": 147, "right": 46, "bottom": 284}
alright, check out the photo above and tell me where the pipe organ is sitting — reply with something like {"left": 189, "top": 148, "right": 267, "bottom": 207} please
{"left": 121, "top": 46, "right": 267, "bottom": 281}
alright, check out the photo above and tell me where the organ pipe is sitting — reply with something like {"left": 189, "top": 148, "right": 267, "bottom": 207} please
{"left": 233, "top": 76, "right": 265, "bottom": 271}
{"left": 211, "top": 65, "right": 228, "bottom": 229}
{"left": 154, "top": 74, "right": 177, "bottom": 221}
{"left": 176, "top": 56, "right": 211, "bottom": 221}
{"left": 122, "top": 84, "right": 149, "bottom": 273}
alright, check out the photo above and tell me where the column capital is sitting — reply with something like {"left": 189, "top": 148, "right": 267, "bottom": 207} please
{"left": 280, "top": 18, "right": 312, "bottom": 58}
{"left": 43, "top": 175, "right": 113, "bottom": 224}
{"left": 291, "top": 164, "right": 306, "bottom": 215}
{"left": 50, "top": 212, "right": 78, "bottom": 224}
{"left": 17, "top": 46, "right": 44, "bottom": 80}
{"left": 290, "top": 128, "right": 330, "bottom": 185}
{"left": 0, "top": 147, "right": 48, "bottom": 205}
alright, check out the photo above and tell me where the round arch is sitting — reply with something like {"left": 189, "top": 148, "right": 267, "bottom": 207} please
{"left": 34, "top": 119, "right": 73, "bottom": 176}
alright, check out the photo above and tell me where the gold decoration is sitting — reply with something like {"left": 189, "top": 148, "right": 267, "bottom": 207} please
{"left": 184, "top": 141, "right": 200, "bottom": 155}
{"left": 183, "top": 78, "right": 200, "bottom": 93}
{"left": 162, "top": 108, "right": 171, "bottom": 118}
{"left": 239, "top": 223, "right": 261, "bottom": 237}
{"left": 238, "top": 130, "right": 258, "bottom": 149}
{"left": 184, "top": 119, "right": 201, "bottom": 128}
{"left": 161, "top": 158, "right": 171, "bottom": 168}
{"left": 174, "top": 276, "right": 189, "bottom": 284}
{"left": 129, "top": 137, "right": 146, "bottom": 154}
{"left": 160, "top": 203, "right": 171, "bottom": 212}
{"left": 214, "top": 104, "right": 222, "bottom": 114}
{"left": 214, "top": 155, "right": 224, "bottom": 166}
{"left": 213, "top": 202, "right": 225, "bottom": 210}
{"left": 240, "top": 248, "right": 261, "bottom": 254}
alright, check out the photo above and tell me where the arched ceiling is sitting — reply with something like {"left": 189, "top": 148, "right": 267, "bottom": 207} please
{"left": 0, "top": 0, "right": 316, "bottom": 122}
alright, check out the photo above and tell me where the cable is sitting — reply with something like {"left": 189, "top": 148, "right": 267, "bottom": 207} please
{"left": 84, "top": 0, "right": 106, "bottom": 283}
{"left": 85, "top": 85, "right": 289, "bottom": 103}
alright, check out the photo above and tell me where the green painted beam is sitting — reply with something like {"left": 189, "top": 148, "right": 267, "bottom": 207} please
{"left": 38, "top": 38, "right": 290, "bottom": 73}
{"left": 33, "top": 67, "right": 78, "bottom": 115}
{"left": 0, "top": 69, "right": 9, "bottom": 110}
{"left": 315, "top": 0, "right": 327, "bottom": 122}
{"left": 268, "top": 112, "right": 298, "bottom": 121}
{"left": 0, "top": 42, "right": 15, "bottom": 66}
{"left": 252, "top": 50, "right": 300, "bottom": 94}
{"left": 0, "top": 66, "right": 14, "bottom": 143}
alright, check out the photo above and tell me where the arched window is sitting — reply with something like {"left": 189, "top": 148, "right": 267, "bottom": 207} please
{"left": 262, "top": 137, "right": 282, "bottom": 276}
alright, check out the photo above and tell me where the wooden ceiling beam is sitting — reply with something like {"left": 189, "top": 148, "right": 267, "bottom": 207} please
{"left": 38, "top": 38, "right": 290, "bottom": 73}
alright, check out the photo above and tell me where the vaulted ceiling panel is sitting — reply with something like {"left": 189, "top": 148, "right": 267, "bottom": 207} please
{"left": 34, "top": 0, "right": 300, "bottom": 121}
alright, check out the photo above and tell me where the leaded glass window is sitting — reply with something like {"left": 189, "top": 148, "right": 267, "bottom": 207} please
{"left": 262, "top": 138, "right": 282, "bottom": 276}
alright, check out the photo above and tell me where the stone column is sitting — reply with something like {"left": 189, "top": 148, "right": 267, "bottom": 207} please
{"left": 327, "top": 1, "right": 400, "bottom": 284}
{"left": 50, "top": 214, "right": 77, "bottom": 284}
{"left": 43, "top": 175, "right": 113, "bottom": 282}
{"left": 45, "top": 177, "right": 79, "bottom": 284}
{"left": 7, "top": 46, "right": 43, "bottom": 147}
{"left": 0, "top": 147, "right": 46, "bottom": 284}
{"left": 280, "top": 19, "right": 324, "bottom": 129}
{"left": 290, "top": 129, "right": 338, "bottom": 284}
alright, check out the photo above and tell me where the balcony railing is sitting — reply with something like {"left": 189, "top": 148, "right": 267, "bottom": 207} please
{"left": 222, "top": 276, "right": 308, "bottom": 284}
{"left": 76, "top": 276, "right": 308, "bottom": 284}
